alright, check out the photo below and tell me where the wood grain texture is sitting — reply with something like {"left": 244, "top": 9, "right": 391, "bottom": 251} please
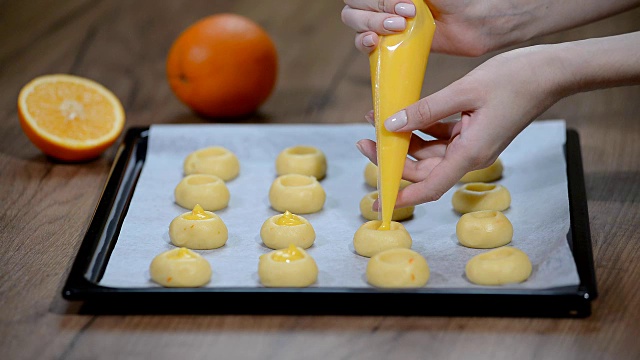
{"left": 0, "top": 0, "right": 639, "bottom": 359}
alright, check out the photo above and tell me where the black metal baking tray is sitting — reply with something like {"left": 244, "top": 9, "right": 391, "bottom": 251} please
{"left": 62, "top": 126, "right": 597, "bottom": 317}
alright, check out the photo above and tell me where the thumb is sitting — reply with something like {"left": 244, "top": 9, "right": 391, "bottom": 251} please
{"left": 384, "top": 79, "right": 477, "bottom": 132}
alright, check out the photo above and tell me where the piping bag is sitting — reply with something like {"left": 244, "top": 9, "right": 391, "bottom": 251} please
{"left": 370, "top": 0, "right": 436, "bottom": 230}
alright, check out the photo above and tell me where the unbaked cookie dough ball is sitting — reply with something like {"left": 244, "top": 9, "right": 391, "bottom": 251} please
{"left": 364, "top": 162, "right": 412, "bottom": 189}
{"left": 258, "top": 244, "right": 318, "bottom": 287}
{"left": 174, "top": 174, "right": 230, "bottom": 211}
{"left": 366, "top": 248, "right": 430, "bottom": 288}
{"left": 460, "top": 158, "right": 503, "bottom": 183}
{"left": 150, "top": 247, "right": 211, "bottom": 287}
{"left": 451, "top": 182, "right": 511, "bottom": 214}
{"left": 260, "top": 211, "right": 316, "bottom": 249}
{"left": 269, "top": 174, "right": 326, "bottom": 214}
{"left": 276, "top": 145, "right": 327, "bottom": 180}
{"left": 183, "top": 146, "right": 240, "bottom": 181}
{"left": 465, "top": 247, "right": 532, "bottom": 286}
{"left": 169, "top": 204, "right": 228, "bottom": 250}
{"left": 456, "top": 210, "right": 513, "bottom": 249}
{"left": 359, "top": 191, "right": 414, "bottom": 221}
{"left": 353, "top": 220, "right": 412, "bottom": 258}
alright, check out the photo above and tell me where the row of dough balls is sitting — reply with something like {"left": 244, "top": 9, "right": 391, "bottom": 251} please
{"left": 149, "top": 243, "right": 320, "bottom": 288}
{"left": 154, "top": 203, "right": 427, "bottom": 288}
{"left": 358, "top": 158, "right": 504, "bottom": 221}
{"left": 169, "top": 206, "right": 319, "bottom": 252}
{"left": 175, "top": 146, "right": 328, "bottom": 214}
{"left": 451, "top": 158, "right": 533, "bottom": 286}
{"left": 151, "top": 205, "right": 321, "bottom": 287}
{"left": 183, "top": 144, "right": 329, "bottom": 181}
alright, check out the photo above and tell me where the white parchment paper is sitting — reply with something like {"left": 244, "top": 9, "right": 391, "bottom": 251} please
{"left": 100, "top": 120, "right": 580, "bottom": 290}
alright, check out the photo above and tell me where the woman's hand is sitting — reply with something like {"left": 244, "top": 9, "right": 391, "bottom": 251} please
{"left": 356, "top": 44, "right": 572, "bottom": 208}
{"left": 341, "top": 0, "right": 533, "bottom": 56}
{"left": 341, "top": 0, "right": 640, "bottom": 56}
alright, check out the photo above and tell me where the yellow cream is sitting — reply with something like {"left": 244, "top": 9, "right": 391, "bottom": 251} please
{"left": 271, "top": 244, "right": 305, "bottom": 263}
{"left": 166, "top": 247, "right": 198, "bottom": 260}
{"left": 182, "top": 204, "right": 213, "bottom": 220}
{"left": 275, "top": 210, "right": 304, "bottom": 226}
{"left": 370, "top": 0, "right": 435, "bottom": 230}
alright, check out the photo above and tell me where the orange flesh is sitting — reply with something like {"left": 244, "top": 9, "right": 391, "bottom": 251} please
{"left": 25, "top": 81, "right": 117, "bottom": 141}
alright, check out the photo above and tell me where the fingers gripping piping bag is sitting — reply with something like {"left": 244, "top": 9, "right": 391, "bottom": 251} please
{"left": 371, "top": 0, "right": 436, "bottom": 230}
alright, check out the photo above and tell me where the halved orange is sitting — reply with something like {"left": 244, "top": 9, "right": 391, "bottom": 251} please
{"left": 18, "top": 74, "right": 125, "bottom": 162}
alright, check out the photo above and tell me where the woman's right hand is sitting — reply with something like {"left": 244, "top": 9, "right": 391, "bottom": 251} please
{"left": 355, "top": 43, "right": 575, "bottom": 207}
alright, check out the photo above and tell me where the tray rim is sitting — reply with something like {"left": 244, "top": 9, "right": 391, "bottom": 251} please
{"left": 61, "top": 125, "right": 597, "bottom": 317}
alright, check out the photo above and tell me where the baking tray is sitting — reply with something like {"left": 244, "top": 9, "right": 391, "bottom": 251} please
{"left": 62, "top": 126, "right": 597, "bottom": 317}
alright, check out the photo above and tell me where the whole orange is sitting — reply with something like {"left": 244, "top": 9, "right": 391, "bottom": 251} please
{"left": 166, "top": 13, "right": 278, "bottom": 118}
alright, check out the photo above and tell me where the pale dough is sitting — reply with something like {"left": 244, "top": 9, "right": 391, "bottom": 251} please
{"left": 451, "top": 182, "right": 511, "bottom": 214}
{"left": 456, "top": 210, "right": 513, "bottom": 249}
{"left": 276, "top": 145, "right": 327, "bottom": 180}
{"left": 174, "top": 174, "right": 230, "bottom": 211}
{"left": 149, "top": 247, "right": 211, "bottom": 287}
{"left": 353, "top": 220, "right": 412, "bottom": 258}
{"left": 260, "top": 211, "right": 316, "bottom": 250}
{"left": 364, "top": 162, "right": 412, "bottom": 189}
{"left": 258, "top": 245, "right": 318, "bottom": 287}
{"left": 465, "top": 247, "right": 532, "bottom": 286}
{"left": 359, "top": 191, "right": 414, "bottom": 221}
{"left": 269, "top": 174, "right": 326, "bottom": 214}
{"left": 366, "top": 248, "right": 430, "bottom": 288}
{"left": 169, "top": 205, "right": 228, "bottom": 250}
{"left": 459, "top": 158, "right": 503, "bottom": 183}
{"left": 183, "top": 146, "right": 240, "bottom": 181}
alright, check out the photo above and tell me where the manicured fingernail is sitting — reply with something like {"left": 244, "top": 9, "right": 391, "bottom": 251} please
{"left": 364, "top": 111, "right": 374, "bottom": 125}
{"left": 355, "top": 141, "right": 365, "bottom": 155}
{"left": 362, "top": 34, "right": 375, "bottom": 47}
{"left": 395, "top": 3, "right": 416, "bottom": 17}
{"left": 384, "top": 110, "right": 407, "bottom": 131}
{"left": 383, "top": 17, "right": 406, "bottom": 31}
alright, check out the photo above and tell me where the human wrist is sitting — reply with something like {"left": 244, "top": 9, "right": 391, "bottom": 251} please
{"left": 477, "top": 0, "right": 549, "bottom": 51}
{"left": 549, "top": 32, "right": 640, "bottom": 95}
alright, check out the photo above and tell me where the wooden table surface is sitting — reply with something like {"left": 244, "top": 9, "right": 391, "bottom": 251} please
{"left": 1, "top": 1, "right": 639, "bottom": 359}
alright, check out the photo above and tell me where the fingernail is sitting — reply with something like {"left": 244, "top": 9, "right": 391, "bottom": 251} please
{"left": 355, "top": 141, "right": 365, "bottom": 155}
{"left": 395, "top": 3, "right": 416, "bottom": 17}
{"left": 362, "top": 34, "right": 375, "bottom": 47}
{"left": 364, "top": 111, "right": 374, "bottom": 125}
{"left": 383, "top": 17, "right": 406, "bottom": 31}
{"left": 384, "top": 110, "right": 407, "bottom": 131}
